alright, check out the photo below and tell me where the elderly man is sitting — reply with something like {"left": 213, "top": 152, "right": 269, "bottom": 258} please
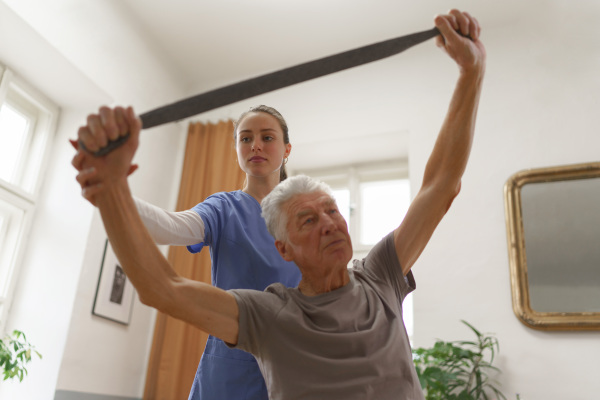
{"left": 72, "top": 9, "right": 485, "bottom": 399}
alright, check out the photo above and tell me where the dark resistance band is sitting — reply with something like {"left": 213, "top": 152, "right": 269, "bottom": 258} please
{"left": 89, "top": 27, "right": 441, "bottom": 156}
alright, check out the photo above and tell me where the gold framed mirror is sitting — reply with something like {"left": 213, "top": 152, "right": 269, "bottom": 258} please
{"left": 504, "top": 162, "right": 600, "bottom": 330}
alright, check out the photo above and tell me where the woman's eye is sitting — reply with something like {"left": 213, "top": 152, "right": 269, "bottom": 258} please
{"left": 240, "top": 137, "right": 250, "bottom": 143}
{"left": 264, "top": 136, "right": 274, "bottom": 142}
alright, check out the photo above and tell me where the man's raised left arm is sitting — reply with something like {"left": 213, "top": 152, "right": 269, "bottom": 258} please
{"left": 394, "top": 9, "right": 486, "bottom": 275}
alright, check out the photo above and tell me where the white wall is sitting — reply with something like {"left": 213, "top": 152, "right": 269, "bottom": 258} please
{"left": 409, "top": 4, "right": 600, "bottom": 400}
{"left": 0, "top": 1, "right": 186, "bottom": 399}
{"left": 1, "top": 1, "right": 600, "bottom": 399}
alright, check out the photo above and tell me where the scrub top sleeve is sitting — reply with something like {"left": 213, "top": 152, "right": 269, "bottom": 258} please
{"left": 186, "top": 194, "right": 227, "bottom": 253}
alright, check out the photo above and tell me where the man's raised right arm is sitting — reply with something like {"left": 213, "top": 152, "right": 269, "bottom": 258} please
{"left": 73, "top": 106, "right": 239, "bottom": 344}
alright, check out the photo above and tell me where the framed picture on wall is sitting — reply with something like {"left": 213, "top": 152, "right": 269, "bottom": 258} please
{"left": 92, "top": 239, "right": 135, "bottom": 325}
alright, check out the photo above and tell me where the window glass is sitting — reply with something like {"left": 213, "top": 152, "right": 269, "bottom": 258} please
{"left": 0, "top": 197, "right": 25, "bottom": 299}
{"left": 0, "top": 212, "right": 6, "bottom": 259}
{"left": 360, "top": 179, "right": 410, "bottom": 245}
{"left": 0, "top": 67, "right": 57, "bottom": 331}
{"left": 0, "top": 206, "right": 10, "bottom": 298}
{"left": 0, "top": 104, "right": 30, "bottom": 184}
{"left": 331, "top": 188, "right": 350, "bottom": 230}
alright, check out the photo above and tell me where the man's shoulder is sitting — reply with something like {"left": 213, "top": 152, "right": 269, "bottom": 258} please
{"left": 265, "top": 282, "right": 296, "bottom": 299}
{"left": 230, "top": 283, "right": 294, "bottom": 302}
{"left": 352, "top": 231, "right": 415, "bottom": 296}
{"left": 229, "top": 284, "right": 293, "bottom": 320}
{"left": 358, "top": 232, "right": 397, "bottom": 268}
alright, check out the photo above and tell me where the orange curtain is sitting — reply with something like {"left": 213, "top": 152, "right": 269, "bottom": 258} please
{"left": 143, "top": 120, "right": 245, "bottom": 400}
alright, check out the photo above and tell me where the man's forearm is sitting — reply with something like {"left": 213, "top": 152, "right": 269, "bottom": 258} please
{"left": 95, "top": 179, "right": 240, "bottom": 343}
{"left": 422, "top": 65, "right": 485, "bottom": 191}
{"left": 392, "top": 10, "right": 485, "bottom": 273}
{"left": 97, "top": 179, "right": 179, "bottom": 309}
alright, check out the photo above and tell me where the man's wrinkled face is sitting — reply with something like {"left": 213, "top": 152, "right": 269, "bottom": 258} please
{"left": 276, "top": 191, "right": 353, "bottom": 272}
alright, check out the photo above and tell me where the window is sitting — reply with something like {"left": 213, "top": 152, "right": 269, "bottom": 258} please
{"left": 299, "top": 160, "right": 413, "bottom": 336}
{"left": 0, "top": 66, "right": 58, "bottom": 332}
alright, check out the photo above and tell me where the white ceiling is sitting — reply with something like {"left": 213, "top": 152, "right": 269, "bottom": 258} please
{"left": 115, "top": 0, "right": 517, "bottom": 90}
{"left": 109, "top": 0, "right": 525, "bottom": 171}
{"left": 4, "top": 0, "right": 544, "bottom": 171}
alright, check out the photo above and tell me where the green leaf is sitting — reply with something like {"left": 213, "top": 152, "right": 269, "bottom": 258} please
{"left": 0, "top": 328, "right": 41, "bottom": 382}
{"left": 413, "top": 320, "right": 508, "bottom": 400}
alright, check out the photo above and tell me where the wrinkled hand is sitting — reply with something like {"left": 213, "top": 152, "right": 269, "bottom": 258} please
{"left": 71, "top": 106, "right": 141, "bottom": 206}
{"left": 434, "top": 9, "right": 486, "bottom": 74}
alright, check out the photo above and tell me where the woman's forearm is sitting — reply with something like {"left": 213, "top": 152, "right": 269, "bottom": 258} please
{"left": 134, "top": 197, "right": 205, "bottom": 246}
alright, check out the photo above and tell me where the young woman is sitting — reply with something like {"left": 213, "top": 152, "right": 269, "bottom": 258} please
{"left": 73, "top": 105, "right": 302, "bottom": 400}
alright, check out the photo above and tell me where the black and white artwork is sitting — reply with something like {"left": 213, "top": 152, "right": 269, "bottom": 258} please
{"left": 92, "top": 239, "right": 135, "bottom": 325}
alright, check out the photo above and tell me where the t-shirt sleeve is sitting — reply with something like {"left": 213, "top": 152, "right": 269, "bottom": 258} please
{"left": 361, "top": 232, "right": 416, "bottom": 302}
{"left": 227, "top": 288, "right": 284, "bottom": 356}
{"left": 186, "top": 194, "right": 226, "bottom": 254}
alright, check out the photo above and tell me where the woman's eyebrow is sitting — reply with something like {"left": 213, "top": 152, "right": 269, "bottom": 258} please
{"left": 238, "top": 127, "right": 277, "bottom": 134}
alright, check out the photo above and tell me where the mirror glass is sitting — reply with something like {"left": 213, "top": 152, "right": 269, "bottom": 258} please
{"left": 504, "top": 162, "right": 600, "bottom": 330}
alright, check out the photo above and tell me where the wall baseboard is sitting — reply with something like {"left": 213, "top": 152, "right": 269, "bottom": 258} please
{"left": 54, "top": 390, "right": 141, "bottom": 400}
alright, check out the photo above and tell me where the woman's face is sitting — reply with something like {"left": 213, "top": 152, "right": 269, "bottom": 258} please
{"left": 236, "top": 112, "right": 291, "bottom": 178}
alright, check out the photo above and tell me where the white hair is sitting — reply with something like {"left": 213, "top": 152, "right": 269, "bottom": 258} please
{"left": 261, "top": 175, "right": 334, "bottom": 241}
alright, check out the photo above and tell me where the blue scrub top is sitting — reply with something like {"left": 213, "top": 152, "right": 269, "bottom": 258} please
{"left": 187, "top": 190, "right": 301, "bottom": 400}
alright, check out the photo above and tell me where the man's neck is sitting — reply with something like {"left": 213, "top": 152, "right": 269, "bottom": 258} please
{"left": 297, "top": 268, "right": 351, "bottom": 296}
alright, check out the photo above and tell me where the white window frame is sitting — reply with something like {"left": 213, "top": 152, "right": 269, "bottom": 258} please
{"left": 299, "top": 159, "right": 410, "bottom": 257}
{"left": 0, "top": 65, "right": 58, "bottom": 333}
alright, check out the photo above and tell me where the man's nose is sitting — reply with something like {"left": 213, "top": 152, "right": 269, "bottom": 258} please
{"left": 320, "top": 214, "right": 337, "bottom": 234}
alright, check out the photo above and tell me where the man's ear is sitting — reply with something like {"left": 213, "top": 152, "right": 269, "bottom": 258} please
{"left": 275, "top": 239, "right": 294, "bottom": 262}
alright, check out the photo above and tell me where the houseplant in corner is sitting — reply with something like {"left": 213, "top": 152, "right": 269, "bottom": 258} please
{"left": 412, "top": 320, "right": 507, "bottom": 400}
{"left": 0, "top": 329, "right": 41, "bottom": 382}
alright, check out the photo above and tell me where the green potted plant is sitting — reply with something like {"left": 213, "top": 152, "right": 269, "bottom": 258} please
{"left": 0, "top": 329, "right": 41, "bottom": 382}
{"left": 412, "top": 320, "right": 507, "bottom": 400}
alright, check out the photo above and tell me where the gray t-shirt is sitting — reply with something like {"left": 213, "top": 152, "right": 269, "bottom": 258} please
{"left": 229, "top": 232, "right": 424, "bottom": 400}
